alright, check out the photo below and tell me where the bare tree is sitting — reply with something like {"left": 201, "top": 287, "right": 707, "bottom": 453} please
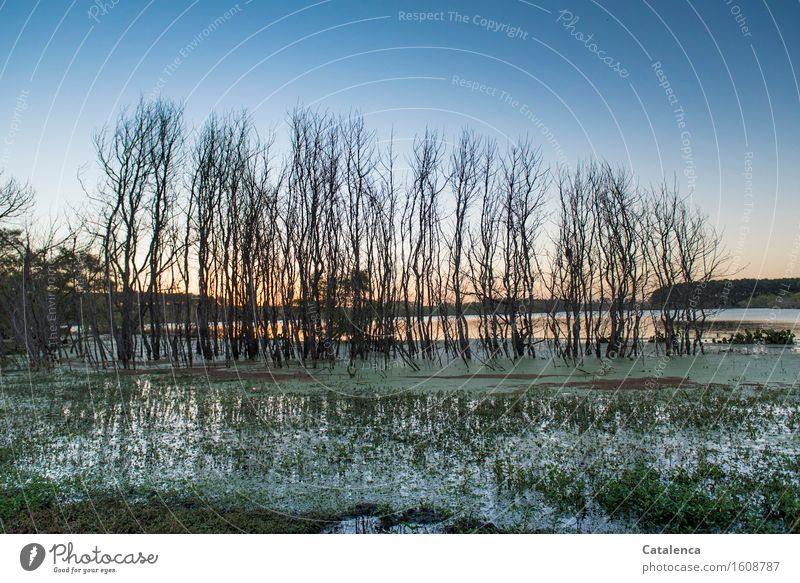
{"left": 595, "top": 164, "right": 640, "bottom": 358}
{"left": 405, "top": 130, "right": 445, "bottom": 360}
{"left": 447, "top": 129, "right": 481, "bottom": 362}
{"left": 93, "top": 99, "right": 160, "bottom": 368}
{"left": 548, "top": 163, "right": 595, "bottom": 363}
{"left": 467, "top": 139, "right": 501, "bottom": 359}
{"left": 343, "top": 114, "right": 377, "bottom": 366}
{"left": 142, "top": 99, "right": 184, "bottom": 362}
{"left": 499, "top": 141, "right": 547, "bottom": 359}
{"left": 0, "top": 171, "right": 34, "bottom": 223}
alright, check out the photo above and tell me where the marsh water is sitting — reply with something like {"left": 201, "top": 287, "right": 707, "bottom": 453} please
{"left": 372, "top": 308, "right": 800, "bottom": 339}
{"left": 1, "top": 345, "right": 798, "bottom": 532}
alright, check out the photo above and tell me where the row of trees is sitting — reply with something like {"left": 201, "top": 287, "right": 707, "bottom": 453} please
{"left": 0, "top": 98, "right": 729, "bottom": 370}
{"left": 547, "top": 169, "right": 727, "bottom": 360}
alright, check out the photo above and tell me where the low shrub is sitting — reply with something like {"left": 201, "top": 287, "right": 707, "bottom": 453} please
{"left": 594, "top": 465, "right": 739, "bottom": 532}
{"left": 720, "top": 328, "right": 795, "bottom": 345}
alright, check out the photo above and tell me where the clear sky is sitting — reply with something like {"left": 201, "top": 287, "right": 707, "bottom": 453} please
{"left": 0, "top": 0, "right": 798, "bottom": 279}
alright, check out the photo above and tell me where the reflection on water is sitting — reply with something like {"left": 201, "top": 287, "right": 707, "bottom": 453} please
{"left": 454, "top": 308, "right": 800, "bottom": 340}
{"left": 1, "top": 372, "right": 797, "bottom": 531}
{"left": 97, "top": 308, "right": 800, "bottom": 342}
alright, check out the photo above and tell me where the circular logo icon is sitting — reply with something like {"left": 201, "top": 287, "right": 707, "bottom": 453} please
{"left": 20, "top": 543, "right": 46, "bottom": 571}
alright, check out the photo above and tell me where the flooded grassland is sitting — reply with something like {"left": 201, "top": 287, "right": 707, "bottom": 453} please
{"left": 1, "top": 347, "right": 798, "bottom": 533}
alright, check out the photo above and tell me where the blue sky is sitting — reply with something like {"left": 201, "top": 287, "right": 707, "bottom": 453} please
{"left": 0, "top": 0, "right": 798, "bottom": 277}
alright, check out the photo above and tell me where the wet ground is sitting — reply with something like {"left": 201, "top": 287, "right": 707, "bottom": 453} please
{"left": 1, "top": 347, "right": 798, "bottom": 533}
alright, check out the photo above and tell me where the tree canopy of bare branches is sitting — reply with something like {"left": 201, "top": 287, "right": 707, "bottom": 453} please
{"left": 0, "top": 101, "right": 732, "bottom": 370}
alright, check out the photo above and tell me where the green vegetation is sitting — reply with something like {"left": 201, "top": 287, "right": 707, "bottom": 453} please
{"left": 739, "top": 292, "right": 800, "bottom": 309}
{"left": 0, "top": 475, "right": 58, "bottom": 527}
{"left": 720, "top": 328, "right": 795, "bottom": 345}
{"left": 595, "top": 464, "right": 739, "bottom": 533}
{"left": 650, "top": 277, "right": 800, "bottom": 309}
{"left": 595, "top": 463, "right": 799, "bottom": 533}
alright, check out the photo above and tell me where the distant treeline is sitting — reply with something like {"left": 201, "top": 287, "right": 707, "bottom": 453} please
{"left": 650, "top": 278, "right": 800, "bottom": 309}
{"left": 0, "top": 98, "right": 733, "bottom": 369}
